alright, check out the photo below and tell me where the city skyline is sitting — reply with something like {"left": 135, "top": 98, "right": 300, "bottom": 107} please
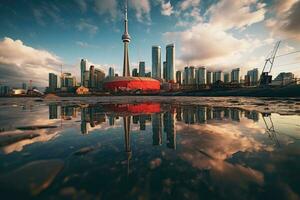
{"left": 0, "top": 0, "right": 300, "bottom": 87}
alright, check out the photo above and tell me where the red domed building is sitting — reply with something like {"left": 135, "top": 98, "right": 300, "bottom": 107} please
{"left": 103, "top": 76, "right": 160, "bottom": 93}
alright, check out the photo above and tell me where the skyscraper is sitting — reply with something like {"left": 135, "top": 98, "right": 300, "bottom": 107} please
{"left": 80, "top": 59, "right": 87, "bottom": 85}
{"left": 188, "top": 66, "right": 195, "bottom": 85}
{"left": 95, "top": 68, "right": 105, "bottom": 89}
{"left": 83, "top": 71, "right": 90, "bottom": 87}
{"left": 231, "top": 68, "right": 240, "bottom": 83}
{"left": 195, "top": 67, "right": 206, "bottom": 85}
{"left": 176, "top": 71, "right": 182, "bottom": 85}
{"left": 247, "top": 68, "right": 259, "bottom": 86}
{"left": 184, "top": 67, "right": 189, "bottom": 85}
{"left": 213, "top": 71, "right": 223, "bottom": 83}
{"left": 166, "top": 44, "right": 175, "bottom": 82}
{"left": 139, "top": 61, "right": 145, "bottom": 77}
{"left": 224, "top": 73, "right": 231, "bottom": 83}
{"left": 109, "top": 67, "right": 115, "bottom": 77}
{"left": 207, "top": 71, "right": 213, "bottom": 84}
{"left": 152, "top": 46, "right": 161, "bottom": 79}
{"left": 132, "top": 68, "right": 138, "bottom": 77}
{"left": 163, "top": 61, "right": 167, "bottom": 80}
{"left": 122, "top": 0, "right": 131, "bottom": 77}
{"left": 89, "top": 65, "right": 95, "bottom": 88}
{"left": 49, "top": 73, "right": 58, "bottom": 91}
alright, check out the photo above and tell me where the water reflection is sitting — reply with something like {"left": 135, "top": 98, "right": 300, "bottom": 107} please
{"left": 0, "top": 101, "right": 299, "bottom": 199}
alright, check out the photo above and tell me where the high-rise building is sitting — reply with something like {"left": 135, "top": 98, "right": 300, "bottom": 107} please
{"left": 89, "top": 65, "right": 95, "bottom": 88}
{"left": 184, "top": 66, "right": 189, "bottom": 85}
{"left": 195, "top": 67, "right": 206, "bottom": 85}
{"left": 122, "top": 0, "right": 131, "bottom": 77}
{"left": 231, "top": 68, "right": 240, "bottom": 83}
{"left": 49, "top": 73, "right": 58, "bottom": 91}
{"left": 95, "top": 69, "right": 105, "bottom": 89}
{"left": 207, "top": 71, "right": 213, "bottom": 84}
{"left": 213, "top": 71, "right": 223, "bottom": 83}
{"left": 139, "top": 61, "right": 145, "bottom": 77}
{"left": 188, "top": 66, "right": 195, "bottom": 85}
{"left": 83, "top": 71, "right": 90, "bottom": 87}
{"left": 176, "top": 71, "right": 182, "bottom": 85}
{"left": 80, "top": 59, "right": 87, "bottom": 85}
{"left": 247, "top": 68, "right": 259, "bottom": 86}
{"left": 152, "top": 46, "right": 161, "bottom": 79}
{"left": 109, "top": 67, "right": 115, "bottom": 77}
{"left": 224, "top": 73, "right": 231, "bottom": 83}
{"left": 132, "top": 68, "right": 138, "bottom": 77}
{"left": 166, "top": 44, "right": 175, "bottom": 82}
{"left": 163, "top": 61, "right": 167, "bottom": 80}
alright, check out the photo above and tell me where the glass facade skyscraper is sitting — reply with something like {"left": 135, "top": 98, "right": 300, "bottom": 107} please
{"left": 80, "top": 59, "right": 87, "bottom": 86}
{"left": 152, "top": 46, "right": 161, "bottom": 79}
{"left": 139, "top": 61, "right": 145, "bottom": 77}
{"left": 166, "top": 44, "right": 175, "bottom": 82}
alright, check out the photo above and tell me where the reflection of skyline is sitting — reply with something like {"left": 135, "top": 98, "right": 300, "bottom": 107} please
{"left": 49, "top": 104, "right": 260, "bottom": 136}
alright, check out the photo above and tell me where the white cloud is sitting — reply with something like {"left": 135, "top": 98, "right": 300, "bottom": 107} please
{"left": 94, "top": 0, "right": 118, "bottom": 19}
{"left": 76, "top": 19, "right": 99, "bottom": 35}
{"left": 0, "top": 37, "right": 62, "bottom": 87}
{"left": 207, "top": 0, "right": 266, "bottom": 30}
{"left": 129, "top": 0, "right": 151, "bottom": 23}
{"left": 179, "top": 0, "right": 201, "bottom": 11}
{"left": 266, "top": 0, "right": 300, "bottom": 40}
{"left": 165, "top": 23, "right": 260, "bottom": 69}
{"left": 161, "top": 0, "right": 173, "bottom": 16}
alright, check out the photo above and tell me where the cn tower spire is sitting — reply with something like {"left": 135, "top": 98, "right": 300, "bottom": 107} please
{"left": 122, "top": 0, "right": 131, "bottom": 77}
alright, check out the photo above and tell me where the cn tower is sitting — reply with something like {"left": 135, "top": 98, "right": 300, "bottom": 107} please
{"left": 122, "top": 0, "right": 131, "bottom": 77}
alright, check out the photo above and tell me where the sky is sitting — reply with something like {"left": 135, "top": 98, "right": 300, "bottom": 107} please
{"left": 0, "top": 0, "right": 300, "bottom": 87}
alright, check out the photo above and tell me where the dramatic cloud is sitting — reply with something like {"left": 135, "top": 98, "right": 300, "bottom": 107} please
{"left": 0, "top": 37, "right": 62, "bottom": 87}
{"left": 94, "top": 0, "right": 118, "bottom": 19}
{"left": 207, "top": 0, "right": 266, "bottom": 30}
{"left": 267, "top": 0, "right": 300, "bottom": 40}
{"left": 76, "top": 19, "right": 99, "bottom": 34}
{"left": 165, "top": 23, "right": 258, "bottom": 68}
{"left": 129, "top": 0, "right": 151, "bottom": 23}
{"left": 164, "top": 0, "right": 270, "bottom": 70}
{"left": 160, "top": 0, "right": 173, "bottom": 16}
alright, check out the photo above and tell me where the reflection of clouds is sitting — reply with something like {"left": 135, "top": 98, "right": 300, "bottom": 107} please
{"left": 176, "top": 119, "right": 270, "bottom": 189}
{"left": 0, "top": 129, "right": 59, "bottom": 154}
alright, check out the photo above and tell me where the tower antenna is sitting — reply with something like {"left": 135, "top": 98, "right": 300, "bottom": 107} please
{"left": 122, "top": 0, "right": 131, "bottom": 77}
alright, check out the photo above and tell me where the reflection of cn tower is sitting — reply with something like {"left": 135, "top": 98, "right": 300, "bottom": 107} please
{"left": 123, "top": 115, "right": 132, "bottom": 174}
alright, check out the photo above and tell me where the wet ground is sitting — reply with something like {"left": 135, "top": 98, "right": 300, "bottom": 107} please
{"left": 0, "top": 96, "right": 299, "bottom": 200}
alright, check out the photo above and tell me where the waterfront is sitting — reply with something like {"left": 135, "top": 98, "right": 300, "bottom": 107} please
{"left": 0, "top": 97, "right": 300, "bottom": 200}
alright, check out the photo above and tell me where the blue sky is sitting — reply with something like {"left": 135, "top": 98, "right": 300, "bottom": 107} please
{"left": 0, "top": 0, "right": 300, "bottom": 87}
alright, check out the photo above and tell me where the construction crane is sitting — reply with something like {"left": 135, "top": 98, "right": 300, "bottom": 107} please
{"left": 259, "top": 41, "right": 281, "bottom": 86}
